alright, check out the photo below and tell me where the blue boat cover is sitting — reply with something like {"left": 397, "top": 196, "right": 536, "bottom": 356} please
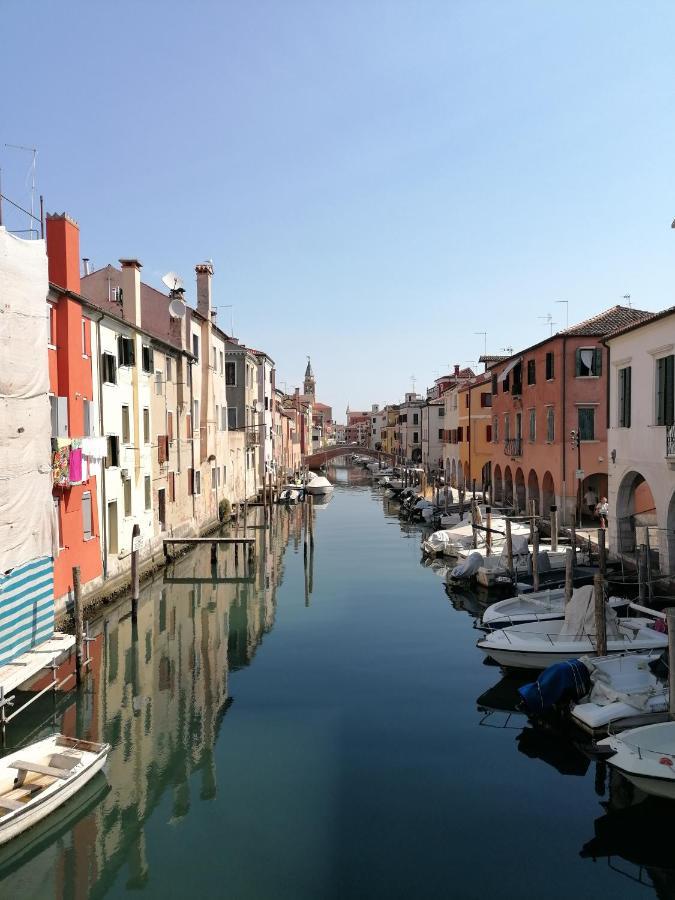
{"left": 517, "top": 659, "right": 591, "bottom": 715}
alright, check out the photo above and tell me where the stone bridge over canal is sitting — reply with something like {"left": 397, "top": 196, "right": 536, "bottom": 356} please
{"left": 304, "top": 444, "right": 395, "bottom": 470}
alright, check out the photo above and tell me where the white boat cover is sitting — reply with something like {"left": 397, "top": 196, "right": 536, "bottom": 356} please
{"left": 580, "top": 654, "right": 667, "bottom": 712}
{"left": 451, "top": 551, "right": 483, "bottom": 580}
{"left": 558, "top": 586, "right": 621, "bottom": 640}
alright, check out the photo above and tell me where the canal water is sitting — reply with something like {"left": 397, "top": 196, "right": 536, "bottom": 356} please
{"left": 1, "top": 466, "right": 672, "bottom": 899}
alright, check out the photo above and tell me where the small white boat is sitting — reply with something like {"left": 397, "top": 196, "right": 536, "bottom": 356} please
{"left": 306, "top": 475, "right": 334, "bottom": 496}
{"left": 571, "top": 653, "right": 668, "bottom": 734}
{"left": 482, "top": 589, "right": 628, "bottom": 629}
{"left": 600, "top": 722, "right": 675, "bottom": 799}
{"left": 475, "top": 544, "right": 567, "bottom": 588}
{"left": 0, "top": 734, "right": 109, "bottom": 846}
{"left": 279, "top": 488, "right": 301, "bottom": 503}
{"left": 476, "top": 586, "right": 668, "bottom": 670}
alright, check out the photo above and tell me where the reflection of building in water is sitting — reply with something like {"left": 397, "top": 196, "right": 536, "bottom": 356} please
{"left": 1, "top": 509, "right": 296, "bottom": 898}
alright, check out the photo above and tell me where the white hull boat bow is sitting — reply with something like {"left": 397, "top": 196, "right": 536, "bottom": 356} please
{"left": 482, "top": 589, "right": 628, "bottom": 629}
{"left": 0, "top": 735, "right": 109, "bottom": 846}
{"left": 306, "top": 475, "right": 334, "bottom": 496}
{"left": 476, "top": 586, "right": 668, "bottom": 670}
{"left": 600, "top": 722, "right": 675, "bottom": 800}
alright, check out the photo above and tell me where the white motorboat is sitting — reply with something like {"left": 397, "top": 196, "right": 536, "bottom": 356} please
{"left": 476, "top": 586, "right": 668, "bottom": 670}
{"left": 475, "top": 543, "right": 567, "bottom": 588}
{"left": 279, "top": 488, "right": 301, "bottom": 503}
{"left": 422, "top": 517, "right": 529, "bottom": 558}
{"left": 306, "top": 475, "right": 334, "bottom": 496}
{"left": 599, "top": 722, "right": 675, "bottom": 799}
{"left": 571, "top": 653, "right": 668, "bottom": 734}
{"left": 482, "top": 588, "right": 628, "bottom": 629}
{"left": 0, "top": 734, "right": 109, "bottom": 846}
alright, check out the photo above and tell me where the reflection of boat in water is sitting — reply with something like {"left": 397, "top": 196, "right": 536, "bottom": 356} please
{"left": 0, "top": 772, "right": 109, "bottom": 878}
{"left": 311, "top": 492, "right": 334, "bottom": 507}
{"left": 517, "top": 725, "right": 591, "bottom": 776}
{"left": 581, "top": 794, "right": 675, "bottom": 870}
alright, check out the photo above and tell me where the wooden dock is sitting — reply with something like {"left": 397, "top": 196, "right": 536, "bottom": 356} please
{"left": 0, "top": 633, "right": 75, "bottom": 695}
{"left": 163, "top": 537, "right": 256, "bottom": 565}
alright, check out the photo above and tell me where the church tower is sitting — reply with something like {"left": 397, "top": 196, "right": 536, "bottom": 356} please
{"left": 304, "top": 356, "right": 315, "bottom": 398}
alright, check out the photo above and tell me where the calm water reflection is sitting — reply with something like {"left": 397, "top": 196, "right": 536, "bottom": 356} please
{"left": 0, "top": 467, "right": 670, "bottom": 898}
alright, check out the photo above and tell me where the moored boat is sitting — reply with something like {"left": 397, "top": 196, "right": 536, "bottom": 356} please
{"left": 0, "top": 734, "right": 109, "bottom": 846}
{"left": 599, "top": 721, "right": 675, "bottom": 800}
{"left": 306, "top": 474, "right": 334, "bottom": 496}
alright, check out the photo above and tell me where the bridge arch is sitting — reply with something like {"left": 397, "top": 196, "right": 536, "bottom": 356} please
{"left": 304, "top": 445, "right": 395, "bottom": 470}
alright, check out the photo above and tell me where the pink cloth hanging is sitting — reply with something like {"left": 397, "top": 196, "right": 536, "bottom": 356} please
{"left": 69, "top": 448, "right": 82, "bottom": 483}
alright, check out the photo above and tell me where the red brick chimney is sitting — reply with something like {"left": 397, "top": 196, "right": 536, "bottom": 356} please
{"left": 454, "top": 364, "right": 460, "bottom": 377}
{"left": 46, "top": 214, "right": 81, "bottom": 293}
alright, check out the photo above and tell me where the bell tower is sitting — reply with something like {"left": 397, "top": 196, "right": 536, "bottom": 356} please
{"left": 304, "top": 356, "right": 315, "bottom": 398}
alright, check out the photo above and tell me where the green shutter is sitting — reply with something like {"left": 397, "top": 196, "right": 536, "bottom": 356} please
{"left": 667, "top": 355, "right": 675, "bottom": 426}
{"left": 594, "top": 348, "right": 602, "bottom": 376}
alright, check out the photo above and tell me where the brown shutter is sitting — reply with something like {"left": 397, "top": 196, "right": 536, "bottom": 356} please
{"left": 168, "top": 471, "right": 175, "bottom": 502}
{"left": 187, "top": 468, "right": 194, "bottom": 495}
{"left": 167, "top": 412, "right": 174, "bottom": 442}
{"left": 186, "top": 414, "right": 192, "bottom": 436}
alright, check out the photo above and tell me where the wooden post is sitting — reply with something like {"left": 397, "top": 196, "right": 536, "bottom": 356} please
{"left": 248, "top": 541, "right": 255, "bottom": 567}
{"left": 638, "top": 543, "right": 647, "bottom": 602}
{"left": 550, "top": 505, "right": 558, "bottom": 552}
{"left": 309, "top": 494, "right": 315, "bottom": 549}
{"left": 667, "top": 608, "right": 675, "bottom": 721}
{"left": 505, "top": 517, "right": 513, "bottom": 579}
{"left": 531, "top": 528, "right": 540, "bottom": 592}
{"left": 471, "top": 498, "right": 478, "bottom": 549}
{"left": 564, "top": 547, "right": 574, "bottom": 605}
{"left": 598, "top": 528, "right": 606, "bottom": 577}
{"left": 472, "top": 478, "right": 476, "bottom": 502}
{"left": 485, "top": 506, "right": 492, "bottom": 557}
{"left": 73, "top": 565, "right": 84, "bottom": 686}
{"left": 529, "top": 498, "right": 535, "bottom": 544}
{"left": 594, "top": 573, "right": 607, "bottom": 657}
{"left": 210, "top": 542, "right": 217, "bottom": 566}
{"left": 130, "top": 523, "right": 140, "bottom": 621}
{"left": 234, "top": 542, "right": 239, "bottom": 567}
{"left": 571, "top": 525, "right": 577, "bottom": 566}
{"left": 645, "top": 528, "right": 653, "bottom": 599}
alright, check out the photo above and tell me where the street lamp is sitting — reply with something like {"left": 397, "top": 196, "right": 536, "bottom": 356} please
{"left": 570, "top": 429, "right": 582, "bottom": 528}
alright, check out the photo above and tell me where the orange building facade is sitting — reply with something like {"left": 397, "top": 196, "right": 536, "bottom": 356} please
{"left": 47, "top": 215, "right": 103, "bottom": 604}
{"left": 457, "top": 373, "right": 494, "bottom": 492}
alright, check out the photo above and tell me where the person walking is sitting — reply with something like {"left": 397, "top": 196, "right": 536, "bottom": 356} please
{"left": 597, "top": 496, "right": 609, "bottom": 529}
{"left": 584, "top": 485, "right": 598, "bottom": 517}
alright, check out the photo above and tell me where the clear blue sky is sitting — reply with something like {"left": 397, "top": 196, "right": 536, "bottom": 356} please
{"left": 3, "top": 1, "right": 675, "bottom": 419}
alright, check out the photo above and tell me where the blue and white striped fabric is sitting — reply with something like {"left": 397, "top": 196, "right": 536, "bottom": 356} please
{"left": 0, "top": 557, "right": 55, "bottom": 666}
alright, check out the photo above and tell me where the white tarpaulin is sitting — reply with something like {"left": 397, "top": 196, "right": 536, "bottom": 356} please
{"left": 0, "top": 228, "right": 52, "bottom": 573}
{"left": 558, "top": 585, "right": 621, "bottom": 640}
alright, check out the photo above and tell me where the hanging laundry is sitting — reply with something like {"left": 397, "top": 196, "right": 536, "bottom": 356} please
{"left": 52, "top": 445, "right": 70, "bottom": 486}
{"left": 69, "top": 447, "right": 83, "bottom": 484}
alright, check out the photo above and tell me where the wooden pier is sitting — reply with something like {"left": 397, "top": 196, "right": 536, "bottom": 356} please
{"left": 163, "top": 537, "right": 256, "bottom": 566}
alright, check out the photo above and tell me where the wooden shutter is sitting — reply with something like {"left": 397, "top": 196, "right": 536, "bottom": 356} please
{"left": 188, "top": 468, "right": 194, "bottom": 495}
{"left": 186, "top": 413, "right": 192, "bottom": 436}
{"left": 57, "top": 396, "right": 69, "bottom": 437}
{"left": 158, "top": 436, "right": 168, "bottom": 464}
{"left": 167, "top": 411, "right": 174, "bottom": 442}
{"left": 486, "top": 424, "right": 492, "bottom": 443}
{"left": 593, "top": 348, "right": 602, "bottom": 376}
{"left": 168, "top": 471, "right": 175, "bottom": 502}
{"left": 82, "top": 491, "right": 92, "bottom": 540}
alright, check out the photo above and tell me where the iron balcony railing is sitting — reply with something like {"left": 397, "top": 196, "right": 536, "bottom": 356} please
{"left": 667, "top": 424, "right": 675, "bottom": 457}
{"left": 504, "top": 437, "right": 522, "bottom": 457}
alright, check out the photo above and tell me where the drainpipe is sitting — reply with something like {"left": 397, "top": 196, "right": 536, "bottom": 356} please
{"left": 94, "top": 311, "right": 108, "bottom": 579}
{"left": 561, "top": 334, "right": 567, "bottom": 526}
{"left": 189, "top": 359, "right": 196, "bottom": 523}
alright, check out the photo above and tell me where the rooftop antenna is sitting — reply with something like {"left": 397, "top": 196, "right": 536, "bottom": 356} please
{"left": 410, "top": 374, "right": 417, "bottom": 394}
{"left": 555, "top": 299, "right": 569, "bottom": 330}
{"left": 215, "top": 304, "right": 234, "bottom": 336}
{"left": 474, "top": 331, "right": 487, "bottom": 356}
{"left": 501, "top": 346, "right": 513, "bottom": 355}
{"left": 162, "top": 271, "right": 187, "bottom": 318}
{"left": 5, "top": 143, "right": 37, "bottom": 235}
{"left": 538, "top": 313, "right": 556, "bottom": 336}
{"left": 623, "top": 293, "right": 632, "bottom": 309}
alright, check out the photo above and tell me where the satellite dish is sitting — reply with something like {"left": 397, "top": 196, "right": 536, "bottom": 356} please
{"left": 162, "top": 271, "right": 184, "bottom": 292}
{"left": 169, "top": 298, "right": 186, "bottom": 318}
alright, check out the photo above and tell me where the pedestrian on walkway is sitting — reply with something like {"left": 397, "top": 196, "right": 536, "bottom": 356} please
{"left": 597, "top": 497, "right": 609, "bottom": 529}
{"left": 584, "top": 486, "right": 598, "bottom": 517}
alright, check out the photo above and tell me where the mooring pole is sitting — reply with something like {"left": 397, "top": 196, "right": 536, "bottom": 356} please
{"left": 550, "top": 505, "right": 558, "bottom": 553}
{"left": 668, "top": 607, "right": 675, "bottom": 721}
{"left": 73, "top": 565, "right": 84, "bottom": 686}
{"left": 505, "top": 517, "right": 513, "bottom": 579}
{"left": 531, "top": 528, "right": 540, "bottom": 592}
{"left": 130, "top": 523, "right": 140, "bottom": 621}
{"left": 598, "top": 528, "right": 606, "bottom": 578}
{"left": 638, "top": 543, "right": 648, "bottom": 603}
{"left": 564, "top": 547, "right": 574, "bottom": 605}
{"left": 594, "top": 573, "right": 607, "bottom": 657}
{"left": 485, "top": 506, "right": 492, "bottom": 557}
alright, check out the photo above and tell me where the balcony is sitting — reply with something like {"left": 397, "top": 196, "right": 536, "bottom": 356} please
{"left": 246, "top": 429, "right": 260, "bottom": 446}
{"left": 504, "top": 437, "right": 522, "bottom": 457}
{"left": 667, "top": 424, "right": 675, "bottom": 466}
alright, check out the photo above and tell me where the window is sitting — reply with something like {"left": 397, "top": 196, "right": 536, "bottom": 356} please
{"left": 50, "top": 396, "right": 69, "bottom": 438}
{"left": 515, "top": 412, "right": 522, "bottom": 438}
{"left": 168, "top": 471, "right": 175, "bottom": 502}
{"left": 457, "top": 426, "right": 463, "bottom": 442}
{"left": 486, "top": 424, "right": 492, "bottom": 443}
{"left": 527, "top": 360, "right": 536, "bottom": 385}
{"left": 81, "top": 319, "right": 88, "bottom": 356}
{"left": 528, "top": 408, "right": 536, "bottom": 441}
{"left": 212, "top": 346, "right": 217, "bottom": 370}
{"left": 80, "top": 490, "right": 92, "bottom": 540}
{"left": 464, "top": 394, "right": 469, "bottom": 408}
{"left": 193, "top": 400, "right": 199, "bottom": 426}
{"left": 502, "top": 373, "right": 509, "bottom": 393}
{"left": 221, "top": 407, "right": 227, "bottom": 430}
{"left": 575, "top": 347, "right": 602, "bottom": 377}
{"left": 188, "top": 468, "right": 194, "bottom": 495}
{"left": 194, "top": 471, "right": 201, "bottom": 495}
{"left": 166, "top": 356, "right": 172, "bottom": 382}
{"left": 438, "top": 428, "right": 444, "bottom": 439}
{"left": 222, "top": 465, "right": 227, "bottom": 485}
{"left": 618, "top": 366, "right": 632, "bottom": 427}
{"left": 480, "top": 392, "right": 492, "bottom": 408}
{"left": 49, "top": 305, "right": 56, "bottom": 346}
{"left": 142, "top": 344, "right": 154, "bottom": 374}
{"left": 143, "top": 408, "right": 150, "bottom": 444}
{"left": 108, "top": 501, "right": 118, "bottom": 554}
{"left": 512, "top": 363, "right": 522, "bottom": 395}
{"left": 83, "top": 399, "right": 92, "bottom": 437}
{"left": 186, "top": 413, "right": 192, "bottom": 436}
{"left": 413, "top": 413, "right": 419, "bottom": 425}
{"left": 228, "top": 407, "right": 238, "bottom": 430}
{"left": 578, "top": 407, "right": 595, "bottom": 441}
{"left": 545, "top": 351, "right": 554, "bottom": 380}
{"left": 504, "top": 415, "right": 510, "bottom": 440}
{"left": 54, "top": 497, "right": 63, "bottom": 549}
{"left": 145, "top": 475, "right": 152, "bottom": 510}
{"left": 215, "top": 404, "right": 220, "bottom": 430}
{"left": 546, "top": 407, "right": 555, "bottom": 443}
{"left": 118, "top": 335, "right": 134, "bottom": 367}
{"left": 106, "top": 435, "right": 120, "bottom": 467}
{"left": 155, "top": 371, "right": 162, "bottom": 396}
{"left": 493, "top": 416, "right": 499, "bottom": 443}
{"left": 121, "top": 405, "right": 130, "bottom": 444}
{"left": 413, "top": 432, "right": 419, "bottom": 443}
{"left": 167, "top": 410, "right": 174, "bottom": 442}
{"left": 219, "top": 351, "right": 224, "bottom": 374}
{"left": 656, "top": 355, "right": 674, "bottom": 426}
{"left": 123, "top": 477, "right": 132, "bottom": 516}
{"left": 491, "top": 373, "right": 498, "bottom": 394}
{"left": 192, "top": 334, "right": 199, "bottom": 359}
{"left": 225, "top": 361, "right": 236, "bottom": 385}
{"left": 438, "top": 407, "right": 445, "bottom": 417}
{"left": 102, "top": 352, "right": 117, "bottom": 384}
{"left": 212, "top": 466, "right": 218, "bottom": 490}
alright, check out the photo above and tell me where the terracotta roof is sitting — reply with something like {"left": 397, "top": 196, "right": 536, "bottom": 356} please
{"left": 563, "top": 304, "right": 653, "bottom": 337}
{"left": 604, "top": 305, "right": 674, "bottom": 341}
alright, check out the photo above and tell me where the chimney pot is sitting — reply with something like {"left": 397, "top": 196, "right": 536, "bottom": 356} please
{"left": 119, "top": 258, "right": 142, "bottom": 325}
{"left": 454, "top": 364, "right": 460, "bottom": 376}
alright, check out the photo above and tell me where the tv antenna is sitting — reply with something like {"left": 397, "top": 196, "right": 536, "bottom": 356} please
{"left": 410, "top": 374, "right": 417, "bottom": 393}
{"left": 623, "top": 293, "right": 632, "bottom": 309}
{"left": 501, "top": 346, "right": 513, "bottom": 355}
{"left": 5, "top": 143, "right": 37, "bottom": 234}
{"left": 538, "top": 313, "right": 556, "bottom": 336}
